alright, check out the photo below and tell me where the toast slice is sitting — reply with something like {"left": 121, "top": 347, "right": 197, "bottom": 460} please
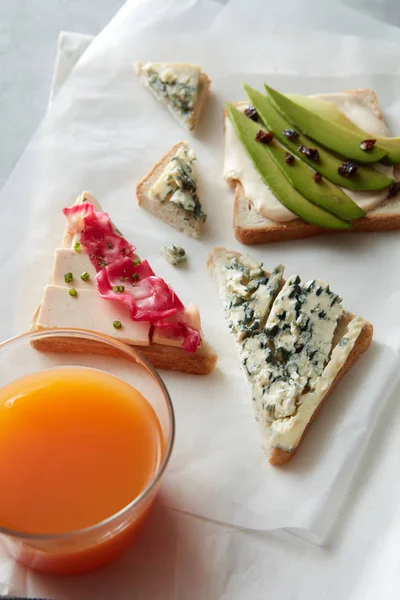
{"left": 225, "top": 91, "right": 400, "bottom": 244}
{"left": 135, "top": 62, "right": 211, "bottom": 131}
{"left": 30, "top": 192, "right": 217, "bottom": 375}
{"left": 208, "top": 247, "right": 373, "bottom": 465}
{"left": 136, "top": 141, "right": 206, "bottom": 239}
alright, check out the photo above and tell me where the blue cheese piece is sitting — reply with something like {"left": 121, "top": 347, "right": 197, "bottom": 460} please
{"left": 149, "top": 142, "right": 206, "bottom": 221}
{"left": 214, "top": 252, "right": 364, "bottom": 454}
{"left": 222, "top": 254, "right": 283, "bottom": 341}
{"left": 267, "top": 315, "right": 365, "bottom": 450}
{"left": 255, "top": 277, "right": 343, "bottom": 421}
{"left": 135, "top": 62, "right": 201, "bottom": 130}
{"left": 161, "top": 244, "right": 187, "bottom": 266}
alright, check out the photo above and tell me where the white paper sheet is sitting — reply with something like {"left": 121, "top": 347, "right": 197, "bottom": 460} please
{"left": 2, "top": 0, "right": 400, "bottom": 597}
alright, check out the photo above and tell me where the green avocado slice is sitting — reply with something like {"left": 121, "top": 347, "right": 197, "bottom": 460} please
{"left": 287, "top": 94, "right": 367, "bottom": 135}
{"left": 264, "top": 84, "right": 387, "bottom": 164}
{"left": 257, "top": 134, "right": 365, "bottom": 221}
{"left": 226, "top": 104, "right": 350, "bottom": 230}
{"left": 287, "top": 93, "right": 400, "bottom": 165}
{"left": 244, "top": 85, "right": 393, "bottom": 191}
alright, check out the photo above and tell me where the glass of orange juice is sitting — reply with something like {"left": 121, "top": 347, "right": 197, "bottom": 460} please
{"left": 0, "top": 328, "right": 174, "bottom": 575}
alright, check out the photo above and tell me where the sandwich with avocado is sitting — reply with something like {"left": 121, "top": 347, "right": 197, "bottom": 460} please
{"left": 225, "top": 85, "right": 400, "bottom": 244}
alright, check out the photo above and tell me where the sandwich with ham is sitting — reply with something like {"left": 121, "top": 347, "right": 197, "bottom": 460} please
{"left": 30, "top": 192, "right": 217, "bottom": 375}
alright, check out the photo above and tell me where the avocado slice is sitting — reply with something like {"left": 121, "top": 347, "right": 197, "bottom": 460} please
{"left": 261, "top": 135, "right": 365, "bottom": 221}
{"left": 244, "top": 85, "right": 393, "bottom": 191}
{"left": 265, "top": 84, "right": 387, "bottom": 164}
{"left": 287, "top": 94, "right": 366, "bottom": 135}
{"left": 288, "top": 93, "right": 400, "bottom": 165}
{"left": 226, "top": 104, "right": 350, "bottom": 230}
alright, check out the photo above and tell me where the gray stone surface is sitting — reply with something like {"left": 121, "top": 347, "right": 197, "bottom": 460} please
{"left": 1, "top": 0, "right": 399, "bottom": 191}
{"left": 0, "top": 0, "right": 125, "bottom": 190}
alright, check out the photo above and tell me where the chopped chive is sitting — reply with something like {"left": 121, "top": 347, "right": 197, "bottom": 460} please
{"left": 133, "top": 259, "right": 141, "bottom": 266}
{"left": 113, "top": 320, "right": 122, "bottom": 329}
{"left": 64, "top": 272, "right": 73, "bottom": 283}
{"left": 69, "top": 288, "right": 77, "bottom": 297}
{"left": 113, "top": 285, "right": 125, "bottom": 293}
{"left": 74, "top": 242, "right": 81, "bottom": 252}
{"left": 132, "top": 273, "right": 139, "bottom": 282}
{"left": 80, "top": 271, "right": 90, "bottom": 281}
{"left": 120, "top": 276, "right": 125, "bottom": 282}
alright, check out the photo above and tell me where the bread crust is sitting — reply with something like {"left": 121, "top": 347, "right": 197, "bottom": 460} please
{"left": 30, "top": 335, "right": 217, "bottom": 375}
{"left": 189, "top": 71, "right": 211, "bottom": 131}
{"left": 207, "top": 247, "right": 373, "bottom": 464}
{"left": 136, "top": 141, "right": 201, "bottom": 239}
{"left": 225, "top": 91, "right": 400, "bottom": 244}
{"left": 31, "top": 306, "right": 217, "bottom": 375}
{"left": 234, "top": 181, "right": 400, "bottom": 245}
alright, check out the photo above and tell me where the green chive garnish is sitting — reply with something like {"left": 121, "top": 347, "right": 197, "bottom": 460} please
{"left": 113, "top": 285, "right": 125, "bottom": 293}
{"left": 113, "top": 320, "right": 122, "bottom": 329}
{"left": 132, "top": 273, "right": 139, "bottom": 282}
{"left": 133, "top": 259, "right": 141, "bottom": 266}
{"left": 69, "top": 288, "right": 77, "bottom": 297}
{"left": 81, "top": 272, "right": 90, "bottom": 281}
{"left": 74, "top": 242, "right": 81, "bottom": 252}
{"left": 120, "top": 276, "right": 125, "bottom": 282}
{"left": 64, "top": 272, "right": 73, "bottom": 283}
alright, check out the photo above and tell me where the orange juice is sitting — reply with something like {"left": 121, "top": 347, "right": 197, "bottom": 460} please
{"left": 0, "top": 366, "right": 163, "bottom": 570}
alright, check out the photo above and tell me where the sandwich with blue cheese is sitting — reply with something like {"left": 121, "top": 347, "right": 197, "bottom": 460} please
{"left": 135, "top": 62, "right": 211, "bottom": 131}
{"left": 208, "top": 247, "right": 373, "bottom": 465}
{"left": 136, "top": 141, "right": 206, "bottom": 238}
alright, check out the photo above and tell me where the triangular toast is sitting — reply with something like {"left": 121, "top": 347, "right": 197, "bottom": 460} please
{"left": 136, "top": 141, "right": 206, "bottom": 238}
{"left": 135, "top": 62, "right": 210, "bottom": 131}
{"left": 208, "top": 247, "right": 372, "bottom": 464}
{"left": 224, "top": 91, "right": 400, "bottom": 245}
{"left": 30, "top": 192, "right": 217, "bottom": 375}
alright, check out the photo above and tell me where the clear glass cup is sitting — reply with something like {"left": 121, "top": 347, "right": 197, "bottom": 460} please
{"left": 0, "top": 328, "right": 175, "bottom": 575}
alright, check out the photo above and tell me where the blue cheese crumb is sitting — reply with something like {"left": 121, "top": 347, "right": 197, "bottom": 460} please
{"left": 161, "top": 244, "right": 187, "bottom": 266}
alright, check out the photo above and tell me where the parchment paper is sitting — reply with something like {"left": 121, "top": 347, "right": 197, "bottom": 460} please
{"left": 1, "top": 0, "right": 400, "bottom": 597}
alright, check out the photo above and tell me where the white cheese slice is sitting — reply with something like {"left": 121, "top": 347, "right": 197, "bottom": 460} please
{"left": 36, "top": 285, "right": 151, "bottom": 346}
{"left": 52, "top": 248, "right": 96, "bottom": 289}
{"left": 224, "top": 94, "right": 395, "bottom": 222}
{"left": 152, "top": 327, "right": 183, "bottom": 348}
